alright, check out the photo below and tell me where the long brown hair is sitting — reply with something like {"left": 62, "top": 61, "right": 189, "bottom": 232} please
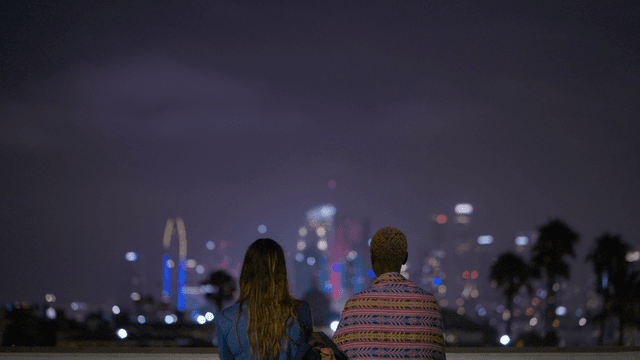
{"left": 236, "top": 238, "right": 298, "bottom": 359}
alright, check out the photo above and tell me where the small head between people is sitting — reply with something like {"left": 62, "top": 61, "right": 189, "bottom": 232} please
{"left": 370, "top": 226, "right": 408, "bottom": 277}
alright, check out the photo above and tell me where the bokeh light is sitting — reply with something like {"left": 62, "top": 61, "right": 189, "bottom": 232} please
{"left": 436, "top": 215, "right": 447, "bottom": 224}
{"left": 295, "top": 253, "right": 304, "bottom": 262}
{"left": 515, "top": 236, "right": 529, "bottom": 246}
{"left": 579, "top": 317, "right": 587, "bottom": 326}
{"left": 112, "top": 305, "right": 120, "bottom": 314}
{"left": 307, "top": 257, "right": 316, "bottom": 266}
{"left": 477, "top": 235, "right": 493, "bottom": 245}
{"left": 258, "top": 225, "right": 267, "bottom": 234}
{"left": 206, "top": 241, "right": 216, "bottom": 250}
{"left": 454, "top": 203, "right": 473, "bottom": 214}
{"left": 500, "top": 335, "right": 510, "bottom": 346}
{"left": 197, "top": 315, "right": 206, "bottom": 324}
{"left": 205, "top": 312, "right": 214, "bottom": 321}
{"left": 46, "top": 307, "right": 56, "bottom": 320}
{"left": 130, "top": 292, "right": 141, "bottom": 301}
{"left": 125, "top": 252, "right": 138, "bottom": 261}
{"left": 297, "top": 240, "right": 306, "bottom": 251}
{"left": 299, "top": 227, "right": 308, "bottom": 237}
{"left": 530, "top": 317, "right": 538, "bottom": 326}
{"left": 328, "top": 180, "right": 336, "bottom": 189}
{"left": 316, "top": 227, "right": 326, "bottom": 237}
{"left": 117, "top": 329, "right": 127, "bottom": 339}
{"left": 556, "top": 306, "right": 567, "bottom": 316}
{"left": 330, "top": 320, "right": 339, "bottom": 332}
{"left": 196, "top": 265, "right": 205, "bottom": 274}
{"left": 317, "top": 240, "right": 328, "bottom": 251}
{"left": 137, "top": 315, "right": 146, "bottom": 324}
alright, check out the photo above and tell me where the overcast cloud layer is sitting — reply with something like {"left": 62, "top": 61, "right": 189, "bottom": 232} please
{"left": 1, "top": 1, "right": 638, "bottom": 308}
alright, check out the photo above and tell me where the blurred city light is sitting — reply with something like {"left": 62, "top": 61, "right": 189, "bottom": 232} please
{"left": 330, "top": 320, "right": 340, "bottom": 332}
{"left": 196, "top": 265, "right": 205, "bottom": 274}
{"left": 165, "top": 315, "right": 174, "bottom": 324}
{"left": 258, "top": 225, "right": 267, "bottom": 234}
{"left": 197, "top": 315, "right": 206, "bottom": 324}
{"left": 477, "top": 235, "right": 493, "bottom": 245}
{"left": 433, "top": 277, "right": 443, "bottom": 286}
{"left": 454, "top": 203, "right": 473, "bottom": 214}
{"left": 436, "top": 215, "right": 447, "bottom": 224}
{"left": 186, "top": 259, "right": 197, "bottom": 268}
{"left": 307, "top": 257, "right": 316, "bottom": 266}
{"left": 454, "top": 215, "right": 470, "bottom": 224}
{"left": 530, "top": 317, "right": 538, "bottom": 326}
{"left": 515, "top": 236, "right": 529, "bottom": 246}
{"left": 500, "top": 335, "right": 510, "bottom": 346}
{"left": 626, "top": 250, "right": 639, "bottom": 262}
{"left": 45, "top": 294, "right": 56, "bottom": 303}
{"left": 205, "top": 312, "right": 214, "bottom": 321}
{"left": 137, "top": 315, "right": 146, "bottom": 324}
{"left": 117, "top": 329, "right": 128, "bottom": 339}
{"left": 328, "top": 180, "right": 336, "bottom": 189}
{"left": 46, "top": 307, "right": 56, "bottom": 320}
{"left": 317, "top": 240, "right": 328, "bottom": 251}
{"left": 112, "top": 305, "right": 120, "bottom": 314}
{"left": 316, "top": 227, "right": 326, "bottom": 237}
{"left": 299, "top": 227, "right": 308, "bottom": 237}
{"left": 556, "top": 306, "right": 567, "bottom": 316}
{"left": 206, "top": 241, "right": 215, "bottom": 250}
{"left": 295, "top": 253, "right": 304, "bottom": 262}
{"left": 367, "top": 269, "right": 375, "bottom": 278}
{"left": 579, "top": 317, "right": 587, "bottom": 326}
{"left": 307, "top": 204, "right": 336, "bottom": 221}
{"left": 297, "top": 240, "right": 306, "bottom": 251}
{"left": 130, "top": 292, "right": 141, "bottom": 301}
{"left": 125, "top": 252, "right": 138, "bottom": 261}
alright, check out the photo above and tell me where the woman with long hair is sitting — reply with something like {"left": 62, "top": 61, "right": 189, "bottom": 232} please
{"left": 215, "top": 238, "right": 313, "bottom": 360}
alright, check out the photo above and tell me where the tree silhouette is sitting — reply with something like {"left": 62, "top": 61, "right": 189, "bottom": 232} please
{"left": 530, "top": 218, "right": 579, "bottom": 343}
{"left": 585, "top": 233, "right": 631, "bottom": 345}
{"left": 202, "top": 270, "right": 237, "bottom": 313}
{"left": 613, "top": 270, "right": 640, "bottom": 345}
{"left": 490, "top": 251, "right": 532, "bottom": 340}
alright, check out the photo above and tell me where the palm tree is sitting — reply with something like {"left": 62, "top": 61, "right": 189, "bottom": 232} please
{"left": 530, "top": 218, "right": 579, "bottom": 341}
{"left": 202, "top": 270, "right": 237, "bottom": 313}
{"left": 490, "top": 251, "right": 533, "bottom": 340}
{"left": 586, "top": 233, "right": 631, "bottom": 345}
{"left": 613, "top": 270, "right": 640, "bottom": 345}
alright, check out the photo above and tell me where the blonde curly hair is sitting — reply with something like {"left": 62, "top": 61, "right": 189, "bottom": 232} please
{"left": 370, "top": 226, "right": 408, "bottom": 266}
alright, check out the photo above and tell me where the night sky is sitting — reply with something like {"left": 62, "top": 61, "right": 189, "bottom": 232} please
{"left": 1, "top": 1, "right": 639, "bottom": 310}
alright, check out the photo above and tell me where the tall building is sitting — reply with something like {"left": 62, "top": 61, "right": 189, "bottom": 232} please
{"left": 293, "top": 204, "right": 371, "bottom": 312}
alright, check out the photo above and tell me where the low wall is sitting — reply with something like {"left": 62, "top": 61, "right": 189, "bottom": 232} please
{"left": 1, "top": 347, "right": 640, "bottom": 360}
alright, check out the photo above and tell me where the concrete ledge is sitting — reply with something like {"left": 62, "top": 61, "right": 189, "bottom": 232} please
{"left": 1, "top": 347, "right": 639, "bottom": 360}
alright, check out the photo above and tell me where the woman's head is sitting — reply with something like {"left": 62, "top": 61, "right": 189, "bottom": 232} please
{"left": 236, "top": 238, "right": 297, "bottom": 359}
{"left": 238, "top": 238, "right": 290, "bottom": 301}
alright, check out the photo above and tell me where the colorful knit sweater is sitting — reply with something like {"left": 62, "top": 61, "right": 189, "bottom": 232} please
{"left": 332, "top": 272, "right": 446, "bottom": 360}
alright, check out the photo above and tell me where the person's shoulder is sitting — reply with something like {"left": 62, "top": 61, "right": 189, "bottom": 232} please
{"left": 294, "top": 299, "right": 312, "bottom": 318}
{"left": 217, "top": 303, "right": 241, "bottom": 324}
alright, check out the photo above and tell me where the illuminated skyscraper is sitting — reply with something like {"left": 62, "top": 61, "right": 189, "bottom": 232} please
{"left": 161, "top": 217, "right": 188, "bottom": 311}
{"left": 294, "top": 204, "right": 371, "bottom": 313}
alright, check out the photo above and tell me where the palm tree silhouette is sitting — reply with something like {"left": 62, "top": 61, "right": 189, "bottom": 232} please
{"left": 586, "top": 233, "right": 631, "bottom": 345}
{"left": 202, "top": 270, "right": 237, "bottom": 313}
{"left": 490, "top": 251, "right": 532, "bottom": 341}
{"left": 530, "top": 218, "right": 579, "bottom": 343}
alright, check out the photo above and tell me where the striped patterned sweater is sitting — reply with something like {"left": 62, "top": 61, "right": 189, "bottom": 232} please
{"left": 332, "top": 272, "right": 445, "bottom": 360}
